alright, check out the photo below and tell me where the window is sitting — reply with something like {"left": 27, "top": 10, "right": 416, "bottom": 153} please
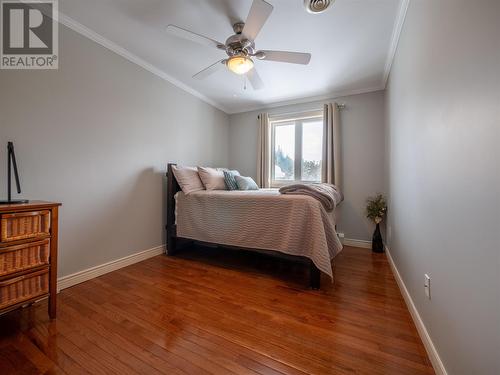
{"left": 270, "top": 110, "right": 324, "bottom": 186}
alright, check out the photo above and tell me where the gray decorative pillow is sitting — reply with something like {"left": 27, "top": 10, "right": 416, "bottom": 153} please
{"left": 235, "top": 175, "right": 259, "bottom": 190}
{"left": 223, "top": 170, "right": 240, "bottom": 190}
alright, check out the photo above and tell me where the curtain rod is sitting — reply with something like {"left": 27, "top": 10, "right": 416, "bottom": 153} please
{"left": 257, "top": 103, "right": 346, "bottom": 119}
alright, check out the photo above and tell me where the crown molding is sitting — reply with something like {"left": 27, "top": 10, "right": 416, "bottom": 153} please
{"left": 382, "top": 0, "right": 410, "bottom": 87}
{"left": 227, "top": 85, "right": 385, "bottom": 115}
{"left": 57, "top": 12, "right": 230, "bottom": 114}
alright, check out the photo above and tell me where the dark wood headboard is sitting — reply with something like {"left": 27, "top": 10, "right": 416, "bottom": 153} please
{"left": 166, "top": 163, "right": 180, "bottom": 252}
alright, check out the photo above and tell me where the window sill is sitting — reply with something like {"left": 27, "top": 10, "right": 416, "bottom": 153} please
{"left": 271, "top": 180, "right": 320, "bottom": 188}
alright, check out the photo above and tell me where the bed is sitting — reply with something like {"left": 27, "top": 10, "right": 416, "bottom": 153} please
{"left": 166, "top": 163, "right": 343, "bottom": 289}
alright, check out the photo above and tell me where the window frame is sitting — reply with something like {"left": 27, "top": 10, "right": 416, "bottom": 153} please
{"left": 270, "top": 110, "right": 324, "bottom": 187}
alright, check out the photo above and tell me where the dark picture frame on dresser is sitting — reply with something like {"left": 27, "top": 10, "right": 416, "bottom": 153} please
{"left": 0, "top": 201, "right": 61, "bottom": 318}
{"left": 166, "top": 163, "right": 321, "bottom": 289}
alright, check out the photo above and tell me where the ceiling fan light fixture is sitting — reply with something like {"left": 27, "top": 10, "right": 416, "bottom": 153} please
{"left": 227, "top": 55, "right": 254, "bottom": 75}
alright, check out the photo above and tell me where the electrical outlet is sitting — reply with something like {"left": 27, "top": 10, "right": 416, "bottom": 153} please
{"left": 337, "top": 232, "right": 345, "bottom": 239}
{"left": 424, "top": 274, "right": 431, "bottom": 299}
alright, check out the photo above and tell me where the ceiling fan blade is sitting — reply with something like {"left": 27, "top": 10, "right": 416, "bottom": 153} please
{"left": 167, "top": 25, "right": 225, "bottom": 50}
{"left": 258, "top": 50, "right": 311, "bottom": 65}
{"left": 242, "top": 0, "right": 273, "bottom": 41}
{"left": 247, "top": 68, "right": 264, "bottom": 90}
{"left": 193, "top": 59, "right": 227, "bottom": 80}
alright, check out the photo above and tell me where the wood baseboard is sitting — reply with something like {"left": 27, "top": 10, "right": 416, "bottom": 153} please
{"left": 385, "top": 245, "right": 448, "bottom": 375}
{"left": 57, "top": 245, "right": 165, "bottom": 292}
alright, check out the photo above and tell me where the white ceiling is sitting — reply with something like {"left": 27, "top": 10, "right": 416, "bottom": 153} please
{"left": 59, "top": 0, "right": 405, "bottom": 113}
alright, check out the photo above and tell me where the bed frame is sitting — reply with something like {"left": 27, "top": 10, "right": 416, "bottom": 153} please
{"left": 166, "top": 163, "right": 321, "bottom": 289}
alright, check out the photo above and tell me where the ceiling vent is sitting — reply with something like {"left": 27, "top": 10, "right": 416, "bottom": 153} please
{"left": 304, "top": 0, "right": 333, "bottom": 14}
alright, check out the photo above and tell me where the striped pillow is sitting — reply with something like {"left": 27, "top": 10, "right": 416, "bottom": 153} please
{"left": 223, "top": 170, "right": 240, "bottom": 190}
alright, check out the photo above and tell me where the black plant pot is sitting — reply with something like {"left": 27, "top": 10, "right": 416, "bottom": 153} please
{"left": 372, "top": 223, "right": 384, "bottom": 253}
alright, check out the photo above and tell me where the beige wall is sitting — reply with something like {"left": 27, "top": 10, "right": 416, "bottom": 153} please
{"left": 385, "top": 0, "right": 500, "bottom": 373}
{"left": 228, "top": 90, "right": 386, "bottom": 241}
{"left": 0, "top": 25, "right": 229, "bottom": 277}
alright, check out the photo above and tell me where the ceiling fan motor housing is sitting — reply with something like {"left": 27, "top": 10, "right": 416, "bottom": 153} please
{"left": 225, "top": 27, "right": 255, "bottom": 57}
{"left": 304, "top": 0, "right": 333, "bottom": 14}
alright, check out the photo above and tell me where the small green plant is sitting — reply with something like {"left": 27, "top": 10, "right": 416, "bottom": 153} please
{"left": 366, "top": 194, "right": 387, "bottom": 224}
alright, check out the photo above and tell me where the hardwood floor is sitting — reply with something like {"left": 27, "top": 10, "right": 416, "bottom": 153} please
{"left": 0, "top": 245, "right": 434, "bottom": 375}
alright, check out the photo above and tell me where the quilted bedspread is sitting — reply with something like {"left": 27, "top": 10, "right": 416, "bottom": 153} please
{"left": 174, "top": 189, "right": 343, "bottom": 279}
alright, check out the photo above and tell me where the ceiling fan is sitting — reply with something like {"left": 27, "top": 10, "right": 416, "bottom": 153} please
{"left": 166, "top": 0, "right": 311, "bottom": 90}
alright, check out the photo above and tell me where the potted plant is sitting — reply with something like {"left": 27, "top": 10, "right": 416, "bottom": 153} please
{"left": 366, "top": 194, "right": 387, "bottom": 253}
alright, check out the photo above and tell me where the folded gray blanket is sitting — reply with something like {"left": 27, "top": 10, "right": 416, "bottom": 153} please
{"left": 279, "top": 183, "right": 343, "bottom": 212}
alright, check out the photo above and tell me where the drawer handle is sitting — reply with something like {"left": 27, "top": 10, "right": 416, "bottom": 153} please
{"left": 0, "top": 239, "right": 50, "bottom": 253}
{"left": 1, "top": 210, "right": 50, "bottom": 219}
{"left": 0, "top": 269, "right": 48, "bottom": 287}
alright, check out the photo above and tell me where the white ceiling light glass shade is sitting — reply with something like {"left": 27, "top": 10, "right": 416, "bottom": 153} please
{"left": 226, "top": 55, "right": 254, "bottom": 75}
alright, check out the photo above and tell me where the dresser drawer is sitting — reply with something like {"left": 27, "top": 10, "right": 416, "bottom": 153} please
{"left": 0, "top": 269, "right": 49, "bottom": 310}
{"left": 1, "top": 210, "right": 51, "bottom": 242}
{"left": 0, "top": 239, "right": 50, "bottom": 277}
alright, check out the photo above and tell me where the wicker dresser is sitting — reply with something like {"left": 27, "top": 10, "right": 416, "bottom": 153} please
{"left": 0, "top": 201, "right": 61, "bottom": 318}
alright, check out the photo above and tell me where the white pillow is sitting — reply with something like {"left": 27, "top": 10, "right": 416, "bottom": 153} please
{"left": 172, "top": 165, "right": 205, "bottom": 194}
{"left": 197, "top": 167, "right": 227, "bottom": 190}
